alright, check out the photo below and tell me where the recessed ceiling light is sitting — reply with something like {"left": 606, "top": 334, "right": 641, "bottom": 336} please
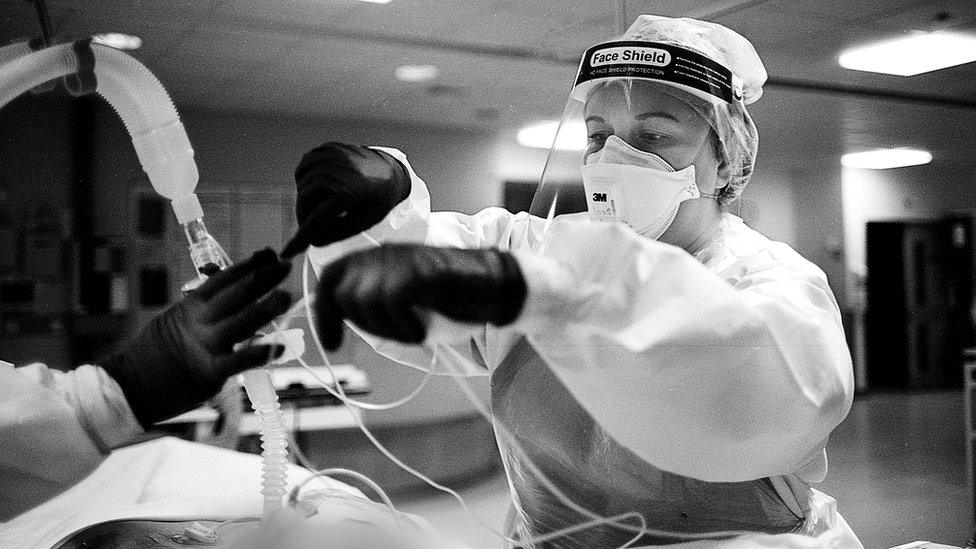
{"left": 838, "top": 31, "right": 976, "bottom": 76}
{"left": 357, "top": 0, "right": 393, "bottom": 4}
{"left": 91, "top": 33, "right": 143, "bottom": 51}
{"left": 841, "top": 148, "right": 932, "bottom": 169}
{"left": 516, "top": 121, "right": 587, "bottom": 151}
{"left": 395, "top": 65, "right": 439, "bottom": 83}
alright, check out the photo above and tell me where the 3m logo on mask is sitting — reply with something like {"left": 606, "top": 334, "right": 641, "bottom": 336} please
{"left": 590, "top": 46, "right": 671, "bottom": 68}
{"left": 592, "top": 193, "right": 608, "bottom": 202}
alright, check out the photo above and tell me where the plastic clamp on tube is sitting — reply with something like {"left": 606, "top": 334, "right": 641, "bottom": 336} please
{"left": 63, "top": 38, "right": 97, "bottom": 97}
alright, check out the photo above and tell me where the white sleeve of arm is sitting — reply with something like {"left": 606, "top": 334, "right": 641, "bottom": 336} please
{"left": 511, "top": 221, "right": 855, "bottom": 482}
{"left": 0, "top": 361, "right": 143, "bottom": 519}
{"left": 304, "top": 147, "right": 525, "bottom": 376}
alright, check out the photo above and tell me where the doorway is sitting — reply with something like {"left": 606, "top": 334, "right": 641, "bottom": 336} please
{"left": 866, "top": 217, "right": 974, "bottom": 389}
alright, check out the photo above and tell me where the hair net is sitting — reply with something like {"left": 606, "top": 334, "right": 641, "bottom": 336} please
{"left": 618, "top": 15, "right": 766, "bottom": 204}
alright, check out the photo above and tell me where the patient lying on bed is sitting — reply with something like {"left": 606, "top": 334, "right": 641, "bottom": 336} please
{"left": 1, "top": 437, "right": 458, "bottom": 549}
{"left": 53, "top": 504, "right": 438, "bottom": 549}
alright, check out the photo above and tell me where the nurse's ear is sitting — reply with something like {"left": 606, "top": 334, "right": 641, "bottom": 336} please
{"left": 716, "top": 150, "right": 732, "bottom": 186}
{"left": 700, "top": 130, "right": 732, "bottom": 195}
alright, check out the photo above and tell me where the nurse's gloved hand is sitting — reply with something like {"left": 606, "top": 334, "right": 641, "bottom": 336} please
{"left": 282, "top": 142, "right": 412, "bottom": 258}
{"left": 314, "top": 244, "right": 527, "bottom": 349}
{"left": 101, "top": 249, "right": 293, "bottom": 428}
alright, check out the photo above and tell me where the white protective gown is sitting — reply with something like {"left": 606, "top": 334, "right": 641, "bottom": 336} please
{"left": 0, "top": 359, "right": 143, "bottom": 521}
{"left": 308, "top": 148, "right": 861, "bottom": 548}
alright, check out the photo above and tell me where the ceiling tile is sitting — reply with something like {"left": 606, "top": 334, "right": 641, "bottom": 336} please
{"left": 712, "top": 6, "right": 849, "bottom": 46}
{"left": 61, "top": 10, "right": 192, "bottom": 60}
{"left": 213, "top": 0, "right": 361, "bottom": 29}
{"left": 624, "top": 0, "right": 762, "bottom": 21}
{"left": 177, "top": 26, "right": 304, "bottom": 65}
{"left": 761, "top": 0, "right": 919, "bottom": 22}
{"left": 851, "top": 0, "right": 976, "bottom": 31}
{"left": 49, "top": 0, "right": 217, "bottom": 16}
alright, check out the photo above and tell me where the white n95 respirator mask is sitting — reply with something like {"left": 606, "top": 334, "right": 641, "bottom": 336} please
{"left": 581, "top": 135, "right": 709, "bottom": 240}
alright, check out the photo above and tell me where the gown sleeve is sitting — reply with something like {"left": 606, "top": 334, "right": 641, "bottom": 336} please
{"left": 0, "top": 360, "right": 142, "bottom": 519}
{"left": 507, "top": 218, "right": 854, "bottom": 481}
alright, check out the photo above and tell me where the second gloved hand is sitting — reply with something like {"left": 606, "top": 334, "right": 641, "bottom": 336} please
{"left": 315, "top": 244, "right": 527, "bottom": 349}
{"left": 282, "top": 142, "right": 412, "bottom": 258}
{"left": 101, "top": 249, "right": 293, "bottom": 428}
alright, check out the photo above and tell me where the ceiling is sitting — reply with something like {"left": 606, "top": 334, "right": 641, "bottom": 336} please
{"left": 2, "top": 0, "right": 976, "bottom": 169}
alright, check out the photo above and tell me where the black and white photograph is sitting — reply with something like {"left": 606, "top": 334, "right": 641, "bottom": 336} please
{"left": 1, "top": 1, "right": 975, "bottom": 547}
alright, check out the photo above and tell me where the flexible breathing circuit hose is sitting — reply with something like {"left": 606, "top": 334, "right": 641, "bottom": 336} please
{"left": 0, "top": 41, "right": 34, "bottom": 68}
{"left": 0, "top": 41, "right": 290, "bottom": 521}
{"left": 0, "top": 41, "right": 202, "bottom": 222}
{"left": 242, "top": 368, "right": 290, "bottom": 519}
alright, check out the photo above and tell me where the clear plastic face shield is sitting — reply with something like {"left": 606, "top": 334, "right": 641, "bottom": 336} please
{"left": 529, "top": 41, "right": 755, "bottom": 239}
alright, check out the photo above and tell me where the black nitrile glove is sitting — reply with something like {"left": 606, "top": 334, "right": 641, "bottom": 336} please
{"left": 282, "top": 142, "right": 412, "bottom": 258}
{"left": 101, "top": 249, "right": 293, "bottom": 428}
{"left": 315, "top": 244, "right": 527, "bottom": 350}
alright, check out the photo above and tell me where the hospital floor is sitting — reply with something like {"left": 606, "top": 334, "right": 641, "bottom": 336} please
{"left": 394, "top": 390, "right": 972, "bottom": 549}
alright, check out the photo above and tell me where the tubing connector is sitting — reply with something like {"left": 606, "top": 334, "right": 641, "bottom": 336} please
{"left": 130, "top": 121, "right": 200, "bottom": 222}
{"left": 63, "top": 38, "right": 96, "bottom": 96}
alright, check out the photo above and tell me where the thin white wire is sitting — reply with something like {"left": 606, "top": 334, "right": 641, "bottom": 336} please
{"left": 272, "top": 287, "right": 434, "bottom": 411}
{"left": 294, "top": 252, "right": 762, "bottom": 546}
{"left": 431, "top": 341, "right": 650, "bottom": 548}
{"left": 288, "top": 467, "right": 406, "bottom": 535}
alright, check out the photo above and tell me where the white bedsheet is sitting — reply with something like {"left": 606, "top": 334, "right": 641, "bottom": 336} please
{"left": 0, "top": 437, "right": 862, "bottom": 549}
{"left": 0, "top": 437, "right": 361, "bottom": 548}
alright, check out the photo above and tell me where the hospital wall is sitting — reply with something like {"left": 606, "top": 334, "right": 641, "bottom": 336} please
{"left": 791, "top": 162, "right": 848, "bottom": 306}
{"left": 842, "top": 163, "right": 976, "bottom": 276}
{"left": 0, "top": 95, "right": 78, "bottom": 369}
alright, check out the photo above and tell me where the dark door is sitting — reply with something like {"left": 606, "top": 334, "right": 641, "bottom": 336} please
{"left": 866, "top": 218, "right": 973, "bottom": 389}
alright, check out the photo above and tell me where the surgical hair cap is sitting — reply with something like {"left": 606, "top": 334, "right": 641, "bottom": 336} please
{"left": 619, "top": 15, "right": 767, "bottom": 204}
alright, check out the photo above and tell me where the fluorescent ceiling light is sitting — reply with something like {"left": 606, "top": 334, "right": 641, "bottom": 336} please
{"left": 395, "top": 65, "right": 439, "bottom": 83}
{"left": 841, "top": 148, "right": 932, "bottom": 169}
{"left": 839, "top": 31, "right": 976, "bottom": 76}
{"left": 91, "top": 33, "right": 142, "bottom": 51}
{"left": 517, "top": 120, "right": 586, "bottom": 151}
{"left": 357, "top": 0, "right": 393, "bottom": 4}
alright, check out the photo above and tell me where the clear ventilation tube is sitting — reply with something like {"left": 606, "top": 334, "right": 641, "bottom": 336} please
{"left": 0, "top": 41, "right": 287, "bottom": 521}
{"left": 181, "top": 218, "right": 232, "bottom": 292}
{"left": 0, "top": 41, "right": 32, "bottom": 67}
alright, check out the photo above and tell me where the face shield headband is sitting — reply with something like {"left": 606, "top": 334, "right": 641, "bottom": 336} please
{"left": 571, "top": 41, "right": 743, "bottom": 105}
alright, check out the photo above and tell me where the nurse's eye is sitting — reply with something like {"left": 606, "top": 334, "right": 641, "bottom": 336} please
{"left": 638, "top": 132, "right": 665, "bottom": 142}
{"left": 588, "top": 131, "right": 610, "bottom": 144}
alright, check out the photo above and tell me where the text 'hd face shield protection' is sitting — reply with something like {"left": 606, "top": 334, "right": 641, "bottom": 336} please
{"left": 529, "top": 41, "right": 758, "bottom": 229}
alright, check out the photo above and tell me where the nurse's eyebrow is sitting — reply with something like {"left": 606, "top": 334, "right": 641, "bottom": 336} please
{"left": 584, "top": 116, "right": 606, "bottom": 124}
{"left": 635, "top": 111, "right": 679, "bottom": 122}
